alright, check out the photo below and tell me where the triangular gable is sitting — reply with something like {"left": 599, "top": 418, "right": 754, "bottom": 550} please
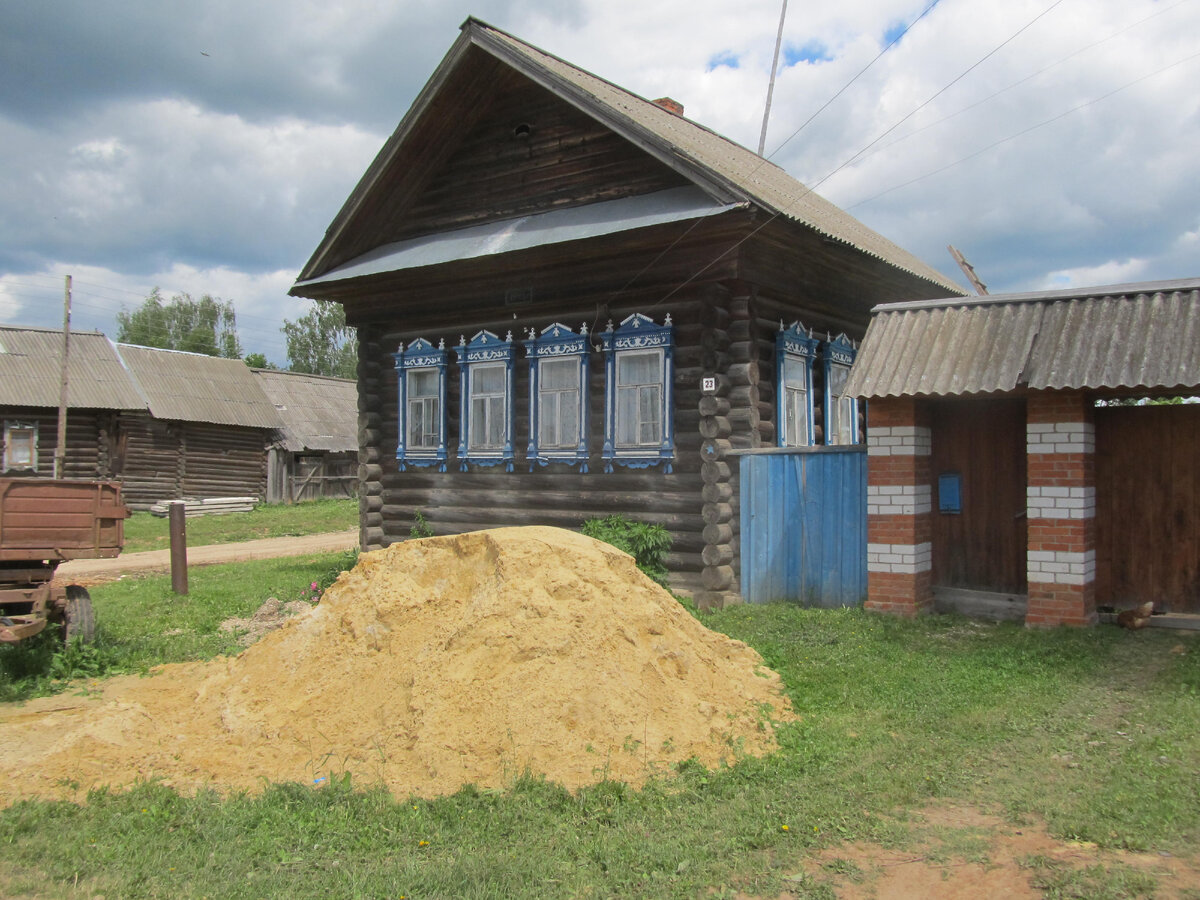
{"left": 295, "top": 18, "right": 961, "bottom": 294}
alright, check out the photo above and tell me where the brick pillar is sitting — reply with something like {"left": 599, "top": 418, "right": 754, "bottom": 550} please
{"left": 1025, "top": 391, "right": 1097, "bottom": 627}
{"left": 865, "top": 397, "right": 933, "bottom": 617}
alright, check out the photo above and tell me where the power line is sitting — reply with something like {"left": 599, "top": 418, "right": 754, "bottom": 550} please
{"left": 845, "top": 47, "right": 1200, "bottom": 210}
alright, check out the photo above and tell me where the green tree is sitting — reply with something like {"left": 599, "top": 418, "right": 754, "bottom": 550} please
{"left": 117, "top": 289, "right": 243, "bottom": 358}
{"left": 243, "top": 352, "right": 274, "bottom": 369}
{"left": 282, "top": 300, "right": 357, "bottom": 378}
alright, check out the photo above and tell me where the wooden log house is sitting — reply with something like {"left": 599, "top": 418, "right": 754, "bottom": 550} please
{"left": 290, "top": 18, "right": 963, "bottom": 606}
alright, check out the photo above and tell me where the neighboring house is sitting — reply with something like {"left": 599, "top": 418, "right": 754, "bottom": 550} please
{"left": 845, "top": 277, "right": 1200, "bottom": 626}
{"left": 0, "top": 325, "right": 284, "bottom": 509}
{"left": 0, "top": 326, "right": 144, "bottom": 479}
{"left": 255, "top": 369, "right": 359, "bottom": 503}
{"left": 289, "top": 18, "right": 963, "bottom": 605}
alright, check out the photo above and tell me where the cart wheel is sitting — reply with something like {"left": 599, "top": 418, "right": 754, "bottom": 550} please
{"left": 63, "top": 586, "right": 96, "bottom": 644}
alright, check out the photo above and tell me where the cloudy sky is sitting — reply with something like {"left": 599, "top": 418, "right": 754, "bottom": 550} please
{"left": 2, "top": 0, "right": 1196, "bottom": 365}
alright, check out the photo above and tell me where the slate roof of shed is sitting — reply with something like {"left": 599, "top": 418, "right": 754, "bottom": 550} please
{"left": 844, "top": 277, "right": 1200, "bottom": 398}
{"left": 295, "top": 18, "right": 961, "bottom": 295}
{"left": 114, "top": 344, "right": 282, "bottom": 428}
{"left": 253, "top": 369, "right": 358, "bottom": 453}
{"left": 0, "top": 326, "right": 144, "bottom": 410}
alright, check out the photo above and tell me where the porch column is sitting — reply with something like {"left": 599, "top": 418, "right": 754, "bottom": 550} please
{"left": 864, "top": 397, "right": 933, "bottom": 617}
{"left": 1025, "top": 391, "right": 1097, "bottom": 626}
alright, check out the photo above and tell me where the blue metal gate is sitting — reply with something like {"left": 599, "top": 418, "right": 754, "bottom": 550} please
{"left": 738, "top": 447, "right": 867, "bottom": 606}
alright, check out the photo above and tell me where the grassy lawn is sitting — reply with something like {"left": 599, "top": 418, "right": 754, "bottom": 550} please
{"left": 1, "top": 561, "right": 1197, "bottom": 899}
{"left": 121, "top": 498, "right": 358, "bottom": 553}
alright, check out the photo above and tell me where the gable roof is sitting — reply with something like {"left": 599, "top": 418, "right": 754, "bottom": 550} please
{"left": 0, "top": 326, "right": 145, "bottom": 410}
{"left": 114, "top": 344, "right": 282, "bottom": 428}
{"left": 844, "top": 277, "right": 1200, "bottom": 398}
{"left": 294, "top": 17, "right": 961, "bottom": 295}
{"left": 253, "top": 369, "right": 358, "bottom": 452}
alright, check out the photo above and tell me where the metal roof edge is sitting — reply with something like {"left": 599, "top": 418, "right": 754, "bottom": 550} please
{"left": 871, "top": 276, "right": 1200, "bottom": 314}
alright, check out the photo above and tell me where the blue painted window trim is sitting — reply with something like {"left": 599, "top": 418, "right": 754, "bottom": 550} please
{"left": 776, "top": 322, "right": 819, "bottom": 447}
{"left": 524, "top": 322, "right": 590, "bottom": 472}
{"left": 823, "top": 333, "right": 860, "bottom": 445}
{"left": 599, "top": 313, "right": 675, "bottom": 473}
{"left": 393, "top": 338, "right": 449, "bottom": 471}
{"left": 455, "top": 330, "right": 516, "bottom": 472}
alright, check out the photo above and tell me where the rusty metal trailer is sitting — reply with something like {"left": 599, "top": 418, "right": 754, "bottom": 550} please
{"left": 0, "top": 478, "right": 128, "bottom": 644}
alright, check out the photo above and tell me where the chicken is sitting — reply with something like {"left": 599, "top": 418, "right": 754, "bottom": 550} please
{"left": 1116, "top": 601, "right": 1154, "bottom": 630}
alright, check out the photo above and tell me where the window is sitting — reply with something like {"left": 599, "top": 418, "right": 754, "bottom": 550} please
{"left": 776, "top": 322, "right": 818, "bottom": 447}
{"left": 3, "top": 421, "right": 37, "bottom": 471}
{"left": 393, "top": 338, "right": 448, "bottom": 471}
{"left": 823, "top": 333, "right": 860, "bottom": 445}
{"left": 525, "top": 323, "right": 589, "bottom": 470}
{"left": 455, "top": 330, "right": 515, "bottom": 471}
{"left": 600, "top": 314, "right": 674, "bottom": 472}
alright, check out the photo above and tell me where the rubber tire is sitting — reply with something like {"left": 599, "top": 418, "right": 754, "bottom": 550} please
{"left": 63, "top": 586, "right": 96, "bottom": 644}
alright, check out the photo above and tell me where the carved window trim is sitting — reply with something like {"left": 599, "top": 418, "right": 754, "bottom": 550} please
{"left": 455, "top": 330, "right": 516, "bottom": 471}
{"left": 776, "top": 322, "right": 819, "bottom": 447}
{"left": 524, "top": 322, "right": 590, "bottom": 472}
{"left": 599, "top": 313, "right": 675, "bottom": 473}
{"left": 393, "top": 338, "right": 449, "bottom": 471}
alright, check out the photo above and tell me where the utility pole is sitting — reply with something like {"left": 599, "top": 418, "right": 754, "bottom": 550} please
{"left": 947, "top": 245, "right": 988, "bottom": 296}
{"left": 55, "top": 275, "right": 72, "bottom": 479}
{"left": 758, "top": 0, "right": 789, "bottom": 156}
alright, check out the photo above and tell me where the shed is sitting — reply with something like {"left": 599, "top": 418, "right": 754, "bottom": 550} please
{"left": 290, "top": 18, "right": 963, "bottom": 605}
{"left": 845, "top": 277, "right": 1200, "bottom": 625}
{"left": 254, "top": 369, "right": 359, "bottom": 503}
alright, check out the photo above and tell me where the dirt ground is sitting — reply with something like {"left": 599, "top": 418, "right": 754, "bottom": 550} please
{"left": 743, "top": 804, "right": 1200, "bottom": 899}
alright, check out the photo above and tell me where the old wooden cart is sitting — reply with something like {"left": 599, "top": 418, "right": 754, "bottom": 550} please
{"left": 0, "top": 478, "right": 128, "bottom": 644}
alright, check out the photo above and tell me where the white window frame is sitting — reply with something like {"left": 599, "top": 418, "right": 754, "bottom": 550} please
{"left": 3, "top": 421, "right": 37, "bottom": 471}
{"left": 599, "top": 313, "right": 674, "bottom": 473}
{"left": 455, "top": 330, "right": 515, "bottom": 471}
{"left": 823, "top": 334, "right": 860, "bottom": 445}
{"left": 524, "top": 323, "right": 590, "bottom": 471}
{"left": 393, "top": 338, "right": 448, "bottom": 471}
{"left": 776, "top": 322, "right": 819, "bottom": 447}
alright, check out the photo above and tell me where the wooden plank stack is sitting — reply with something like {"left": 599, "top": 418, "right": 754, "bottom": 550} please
{"left": 148, "top": 497, "right": 259, "bottom": 518}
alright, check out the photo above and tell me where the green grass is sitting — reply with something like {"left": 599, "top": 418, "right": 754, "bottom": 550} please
{"left": 1, "top": 580, "right": 1198, "bottom": 899}
{"left": 121, "top": 498, "right": 357, "bottom": 553}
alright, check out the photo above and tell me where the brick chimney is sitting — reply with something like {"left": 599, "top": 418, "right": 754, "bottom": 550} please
{"left": 652, "top": 97, "right": 684, "bottom": 116}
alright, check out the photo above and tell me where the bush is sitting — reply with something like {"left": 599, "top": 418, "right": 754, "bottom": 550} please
{"left": 581, "top": 515, "right": 672, "bottom": 586}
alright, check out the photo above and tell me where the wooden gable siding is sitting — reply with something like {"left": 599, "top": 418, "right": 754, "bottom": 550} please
{"left": 117, "top": 414, "right": 267, "bottom": 509}
{"left": 383, "top": 67, "right": 691, "bottom": 244}
{"left": 0, "top": 408, "right": 112, "bottom": 480}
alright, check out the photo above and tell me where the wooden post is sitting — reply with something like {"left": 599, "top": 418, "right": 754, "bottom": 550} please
{"left": 169, "top": 501, "right": 188, "bottom": 595}
{"left": 55, "top": 275, "right": 72, "bottom": 479}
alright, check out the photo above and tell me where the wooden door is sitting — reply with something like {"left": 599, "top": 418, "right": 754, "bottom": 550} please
{"left": 1095, "top": 404, "right": 1200, "bottom": 613}
{"left": 930, "top": 398, "right": 1027, "bottom": 593}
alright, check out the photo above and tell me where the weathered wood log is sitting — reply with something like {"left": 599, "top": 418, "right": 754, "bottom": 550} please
{"left": 701, "top": 481, "right": 733, "bottom": 504}
{"left": 359, "top": 463, "right": 384, "bottom": 483}
{"left": 702, "top": 522, "right": 734, "bottom": 545}
{"left": 698, "top": 416, "right": 731, "bottom": 439}
{"left": 698, "top": 395, "right": 731, "bottom": 417}
{"left": 701, "top": 565, "right": 735, "bottom": 591}
{"left": 702, "top": 502, "right": 733, "bottom": 525}
{"left": 700, "top": 439, "right": 732, "bottom": 461}
{"left": 700, "top": 460, "right": 731, "bottom": 483}
{"left": 363, "top": 527, "right": 385, "bottom": 549}
{"left": 701, "top": 543, "right": 734, "bottom": 567}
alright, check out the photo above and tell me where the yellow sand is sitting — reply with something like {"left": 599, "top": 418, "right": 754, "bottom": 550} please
{"left": 0, "top": 527, "right": 794, "bottom": 803}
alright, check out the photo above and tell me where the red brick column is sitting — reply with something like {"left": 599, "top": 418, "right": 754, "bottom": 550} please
{"left": 865, "top": 397, "right": 933, "bottom": 617}
{"left": 1025, "top": 391, "right": 1097, "bottom": 627}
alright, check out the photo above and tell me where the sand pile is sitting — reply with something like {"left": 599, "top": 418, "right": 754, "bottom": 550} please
{"left": 0, "top": 527, "right": 794, "bottom": 803}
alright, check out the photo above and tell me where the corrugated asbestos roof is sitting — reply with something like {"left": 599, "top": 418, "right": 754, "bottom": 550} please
{"left": 0, "top": 326, "right": 144, "bottom": 409}
{"left": 254, "top": 370, "right": 358, "bottom": 452}
{"left": 295, "top": 19, "right": 961, "bottom": 295}
{"left": 845, "top": 277, "right": 1200, "bottom": 398}
{"left": 115, "top": 344, "right": 282, "bottom": 428}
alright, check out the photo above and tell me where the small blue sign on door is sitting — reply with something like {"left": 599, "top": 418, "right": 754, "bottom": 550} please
{"left": 938, "top": 472, "right": 962, "bottom": 514}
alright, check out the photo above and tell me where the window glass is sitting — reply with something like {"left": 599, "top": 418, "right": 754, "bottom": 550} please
{"left": 469, "top": 363, "right": 506, "bottom": 450}
{"left": 538, "top": 358, "right": 580, "bottom": 449}
{"left": 826, "top": 363, "right": 856, "bottom": 444}
{"left": 406, "top": 369, "right": 439, "bottom": 449}
{"left": 781, "top": 356, "right": 809, "bottom": 447}
{"left": 616, "top": 350, "right": 662, "bottom": 447}
{"left": 7, "top": 426, "right": 35, "bottom": 468}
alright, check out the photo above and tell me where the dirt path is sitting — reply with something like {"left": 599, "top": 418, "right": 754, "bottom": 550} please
{"left": 53, "top": 529, "right": 359, "bottom": 584}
